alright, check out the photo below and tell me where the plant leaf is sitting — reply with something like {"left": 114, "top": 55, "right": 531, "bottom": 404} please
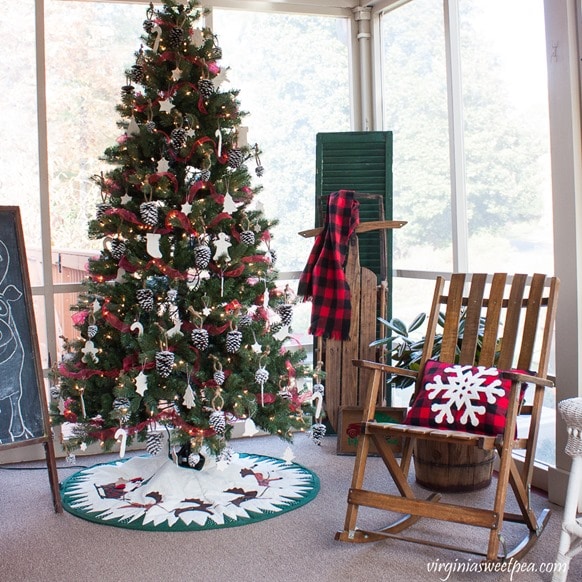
{"left": 408, "top": 312, "right": 426, "bottom": 333}
{"left": 388, "top": 318, "right": 408, "bottom": 336}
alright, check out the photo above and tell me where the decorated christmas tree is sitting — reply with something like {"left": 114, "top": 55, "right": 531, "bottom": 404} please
{"left": 51, "top": 0, "right": 321, "bottom": 467}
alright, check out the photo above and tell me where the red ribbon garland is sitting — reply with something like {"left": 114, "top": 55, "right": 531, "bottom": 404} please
{"left": 285, "top": 360, "right": 297, "bottom": 378}
{"left": 209, "top": 263, "right": 246, "bottom": 278}
{"left": 118, "top": 255, "right": 139, "bottom": 274}
{"left": 165, "top": 209, "right": 196, "bottom": 234}
{"left": 89, "top": 272, "right": 117, "bottom": 283}
{"left": 255, "top": 393, "right": 276, "bottom": 405}
{"left": 104, "top": 207, "right": 142, "bottom": 225}
{"left": 148, "top": 172, "right": 179, "bottom": 194}
{"left": 241, "top": 255, "right": 270, "bottom": 264}
{"left": 88, "top": 409, "right": 217, "bottom": 443}
{"left": 159, "top": 51, "right": 204, "bottom": 69}
{"left": 59, "top": 350, "right": 160, "bottom": 381}
{"left": 205, "top": 322, "right": 231, "bottom": 336}
{"left": 188, "top": 179, "right": 224, "bottom": 204}
{"left": 58, "top": 364, "right": 119, "bottom": 380}
{"left": 145, "top": 258, "right": 190, "bottom": 279}
{"left": 207, "top": 212, "right": 232, "bottom": 228}
{"left": 102, "top": 299, "right": 132, "bottom": 333}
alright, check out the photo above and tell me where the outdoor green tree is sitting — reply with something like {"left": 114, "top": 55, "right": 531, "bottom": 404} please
{"left": 51, "top": 0, "right": 317, "bottom": 464}
{"left": 382, "top": 1, "right": 547, "bottom": 254}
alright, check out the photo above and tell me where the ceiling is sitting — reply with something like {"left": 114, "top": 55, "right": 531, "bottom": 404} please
{"left": 248, "top": 1, "right": 394, "bottom": 8}
{"left": 206, "top": 1, "right": 402, "bottom": 12}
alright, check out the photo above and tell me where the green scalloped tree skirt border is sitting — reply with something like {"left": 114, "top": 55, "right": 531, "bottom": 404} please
{"left": 60, "top": 452, "right": 319, "bottom": 532}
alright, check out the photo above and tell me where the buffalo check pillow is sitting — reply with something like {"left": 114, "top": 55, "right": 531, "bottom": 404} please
{"left": 404, "top": 360, "right": 527, "bottom": 436}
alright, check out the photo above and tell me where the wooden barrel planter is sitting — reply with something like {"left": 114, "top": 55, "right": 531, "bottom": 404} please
{"left": 413, "top": 440, "right": 495, "bottom": 492}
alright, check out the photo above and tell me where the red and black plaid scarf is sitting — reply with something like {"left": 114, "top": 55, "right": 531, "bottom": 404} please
{"left": 298, "top": 190, "right": 360, "bottom": 340}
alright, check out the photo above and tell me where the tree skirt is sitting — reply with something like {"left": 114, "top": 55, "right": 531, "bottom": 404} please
{"left": 60, "top": 452, "right": 319, "bottom": 532}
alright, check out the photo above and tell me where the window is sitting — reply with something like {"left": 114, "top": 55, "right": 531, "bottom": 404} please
{"left": 379, "top": 0, "right": 555, "bottom": 464}
{"left": 212, "top": 8, "right": 351, "bottom": 272}
{"left": 0, "top": 1, "right": 42, "bottom": 283}
{"left": 1, "top": 0, "right": 351, "bottom": 376}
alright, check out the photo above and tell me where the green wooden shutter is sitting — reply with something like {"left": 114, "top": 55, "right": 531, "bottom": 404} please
{"left": 315, "top": 131, "right": 393, "bottom": 281}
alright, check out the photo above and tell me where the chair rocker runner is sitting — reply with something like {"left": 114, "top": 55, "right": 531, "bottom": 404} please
{"left": 336, "top": 273, "right": 560, "bottom": 562}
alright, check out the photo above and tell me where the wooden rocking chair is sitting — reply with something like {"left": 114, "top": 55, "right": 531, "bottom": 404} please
{"left": 336, "top": 273, "right": 560, "bottom": 562}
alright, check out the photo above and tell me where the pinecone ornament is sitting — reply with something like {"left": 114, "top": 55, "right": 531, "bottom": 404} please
{"left": 146, "top": 432, "right": 163, "bottom": 456}
{"left": 213, "top": 369, "right": 225, "bottom": 385}
{"left": 238, "top": 313, "right": 253, "bottom": 328}
{"left": 226, "top": 330, "right": 243, "bottom": 353}
{"left": 209, "top": 410, "right": 226, "bottom": 435}
{"left": 155, "top": 350, "right": 175, "bottom": 378}
{"left": 113, "top": 397, "right": 131, "bottom": 421}
{"left": 191, "top": 328, "right": 209, "bottom": 350}
{"left": 50, "top": 386, "right": 61, "bottom": 400}
{"left": 194, "top": 244, "right": 211, "bottom": 269}
{"left": 121, "top": 86, "right": 134, "bottom": 105}
{"left": 254, "top": 145, "right": 265, "bottom": 177}
{"left": 240, "top": 230, "right": 255, "bottom": 245}
{"left": 227, "top": 149, "right": 244, "bottom": 169}
{"left": 96, "top": 203, "right": 112, "bottom": 220}
{"left": 310, "top": 423, "right": 327, "bottom": 445}
{"left": 87, "top": 324, "right": 98, "bottom": 339}
{"left": 129, "top": 64, "right": 144, "bottom": 84}
{"left": 169, "top": 26, "right": 183, "bottom": 48}
{"left": 140, "top": 201, "right": 159, "bottom": 226}
{"left": 199, "top": 169, "right": 211, "bottom": 182}
{"left": 121, "top": 84, "right": 134, "bottom": 98}
{"left": 255, "top": 366, "right": 269, "bottom": 386}
{"left": 188, "top": 451, "right": 203, "bottom": 469}
{"left": 143, "top": 18, "right": 154, "bottom": 33}
{"left": 313, "top": 382, "right": 325, "bottom": 395}
{"left": 198, "top": 79, "right": 214, "bottom": 99}
{"left": 211, "top": 45, "right": 223, "bottom": 60}
{"left": 109, "top": 239, "right": 126, "bottom": 260}
{"left": 278, "top": 304, "right": 293, "bottom": 326}
{"left": 171, "top": 127, "right": 187, "bottom": 150}
{"left": 174, "top": 441, "right": 205, "bottom": 470}
{"left": 136, "top": 288, "right": 155, "bottom": 312}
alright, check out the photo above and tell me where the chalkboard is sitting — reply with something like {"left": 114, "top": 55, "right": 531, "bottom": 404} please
{"left": 0, "top": 207, "right": 61, "bottom": 512}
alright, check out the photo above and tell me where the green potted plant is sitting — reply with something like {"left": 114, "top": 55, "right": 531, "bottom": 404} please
{"left": 371, "top": 310, "right": 487, "bottom": 389}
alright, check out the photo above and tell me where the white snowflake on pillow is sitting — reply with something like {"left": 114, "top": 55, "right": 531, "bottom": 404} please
{"left": 427, "top": 365, "right": 506, "bottom": 427}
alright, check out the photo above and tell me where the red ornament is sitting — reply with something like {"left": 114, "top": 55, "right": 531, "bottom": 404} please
{"left": 224, "top": 300, "right": 242, "bottom": 314}
{"left": 63, "top": 410, "right": 77, "bottom": 422}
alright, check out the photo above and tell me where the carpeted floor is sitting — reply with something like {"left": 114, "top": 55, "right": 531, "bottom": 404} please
{"left": 1, "top": 433, "right": 580, "bottom": 582}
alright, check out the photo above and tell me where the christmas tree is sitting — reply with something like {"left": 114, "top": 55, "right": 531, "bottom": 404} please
{"left": 51, "top": 0, "right": 319, "bottom": 466}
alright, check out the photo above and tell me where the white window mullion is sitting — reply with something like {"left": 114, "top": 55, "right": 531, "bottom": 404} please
{"left": 35, "top": 0, "right": 58, "bottom": 369}
{"left": 353, "top": 6, "right": 373, "bottom": 130}
{"left": 443, "top": 0, "right": 469, "bottom": 272}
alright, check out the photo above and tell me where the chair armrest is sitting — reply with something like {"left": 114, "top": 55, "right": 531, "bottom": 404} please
{"left": 352, "top": 359, "right": 418, "bottom": 379}
{"left": 501, "top": 370, "right": 554, "bottom": 388}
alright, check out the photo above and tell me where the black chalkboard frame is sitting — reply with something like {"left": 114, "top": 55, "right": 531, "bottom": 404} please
{"left": 0, "top": 206, "right": 61, "bottom": 512}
